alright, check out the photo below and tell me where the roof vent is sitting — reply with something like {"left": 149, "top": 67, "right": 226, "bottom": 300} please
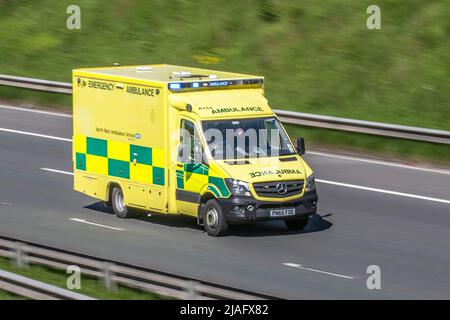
{"left": 136, "top": 66, "right": 153, "bottom": 72}
{"left": 173, "top": 71, "right": 192, "bottom": 78}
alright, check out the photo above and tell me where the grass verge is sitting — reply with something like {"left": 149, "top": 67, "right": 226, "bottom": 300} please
{"left": 0, "top": 256, "right": 168, "bottom": 300}
{"left": 0, "top": 289, "right": 28, "bottom": 300}
{"left": 0, "top": 1, "right": 448, "bottom": 130}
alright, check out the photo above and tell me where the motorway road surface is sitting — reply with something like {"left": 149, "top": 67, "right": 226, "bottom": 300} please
{"left": 0, "top": 104, "right": 449, "bottom": 299}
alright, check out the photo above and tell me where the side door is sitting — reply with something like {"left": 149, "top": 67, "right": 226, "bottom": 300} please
{"left": 175, "top": 117, "right": 209, "bottom": 216}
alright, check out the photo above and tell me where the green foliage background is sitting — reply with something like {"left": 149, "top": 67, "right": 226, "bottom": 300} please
{"left": 0, "top": 0, "right": 448, "bottom": 162}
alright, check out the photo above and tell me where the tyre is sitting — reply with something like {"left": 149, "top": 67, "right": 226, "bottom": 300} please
{"left": 284, "top": 217, "right": 309, "bottom": 231}
{"left": 111, "top": 187, "right": 131, "bottom": 219}
{"left": 203, "top": 199, "right": 228, "bottom": 237}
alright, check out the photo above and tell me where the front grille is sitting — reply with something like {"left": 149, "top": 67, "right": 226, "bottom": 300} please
{"left": 252, "top": 180, "right": 304, "bottom": 198}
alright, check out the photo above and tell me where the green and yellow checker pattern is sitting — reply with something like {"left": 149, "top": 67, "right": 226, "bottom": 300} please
{"left": 74, "top": 135, "right": 165, "bottom": 186}
{"left": 176, "top": 163, "right": 230, "bottom": 198}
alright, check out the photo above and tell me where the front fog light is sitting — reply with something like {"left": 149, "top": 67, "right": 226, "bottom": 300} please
{"left": 245, "top": 203, "right": 255, "bottom": 212}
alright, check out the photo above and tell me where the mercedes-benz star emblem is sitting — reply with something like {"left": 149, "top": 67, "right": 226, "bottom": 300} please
{"left": 276, "top": 183, "right": 288, "bottom": 195}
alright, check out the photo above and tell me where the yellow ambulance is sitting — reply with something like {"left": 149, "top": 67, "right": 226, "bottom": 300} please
{"left": 72, "top": 64, "right": 317, "bottom": 236}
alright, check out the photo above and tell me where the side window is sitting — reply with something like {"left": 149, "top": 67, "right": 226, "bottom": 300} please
{"left": 263, "top": 118, "right": 279, "bottom": 156}
{"left": 178, "top": 119, "right": 202, "bottom": 163}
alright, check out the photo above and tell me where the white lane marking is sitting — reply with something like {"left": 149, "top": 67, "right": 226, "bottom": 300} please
{"left": 70, "top": 218, "right": 126, "bottom": 231}
{"left": 283, "top": 263, "right": 355, "bottom": 279}
{"left": 40, "top": 167, "right": 450, "bottom": 205}
{"left": 308, "top": 151, "right": 450, "bottom": 176}
{"left": 0, "top": 104, "right": 72, "bottom": 118}
{"left": 316, "top": 179, "right": 450, "bottom": 204}
{"left": 0, "top": 127, "right": 71, "bottom": 142}
{"left": 40, "top": 168, "right": 73, "bottom": 176}
{"left": 0, "top": 202, "right": 12, "bottom": 206}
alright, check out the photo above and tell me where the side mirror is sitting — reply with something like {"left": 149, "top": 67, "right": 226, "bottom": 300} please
{"left": 177, "top": 145, "right": 185, "bottom": 162}
{"left": 296, "top": 137, "right": 306, "bottom": 155}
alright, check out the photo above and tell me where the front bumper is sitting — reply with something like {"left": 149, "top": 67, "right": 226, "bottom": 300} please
{"left": 218, "top": 190, "right": 318, "bottom": 224}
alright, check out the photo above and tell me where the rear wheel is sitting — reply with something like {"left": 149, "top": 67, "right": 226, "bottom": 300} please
{"left": 111, "top": 187, "right": 131, "bottom": 219}
{"left": 284, "top": 217, "right": 309, "bottom": 231}
{"left": 203, "top": 199, "right": 228, "bottom": 237}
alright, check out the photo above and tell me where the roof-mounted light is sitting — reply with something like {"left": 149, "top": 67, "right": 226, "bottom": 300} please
{"left": 173, "top": 71, "right": 192, "bottom": 78}
{"left": 169, "top": 83, "right": 182, "bottom": 90}
{"left": 136, "top": 66, "right": 152, "bottom": 72}
{"left": 168, "top": 78, "right": 264, "bottom": 92}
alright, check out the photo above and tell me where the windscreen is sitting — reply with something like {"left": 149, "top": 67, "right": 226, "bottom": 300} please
{"left": 202, "top": 117, "right": 296, "bottom": 160}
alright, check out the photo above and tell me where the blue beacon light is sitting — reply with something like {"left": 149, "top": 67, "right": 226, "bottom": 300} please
{"left": 169, "top": 83, "right": 181, "bottom": 90}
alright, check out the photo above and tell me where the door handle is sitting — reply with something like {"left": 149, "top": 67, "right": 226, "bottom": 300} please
{"left": 176, "top": 163, "right": 183, "bottom": 168}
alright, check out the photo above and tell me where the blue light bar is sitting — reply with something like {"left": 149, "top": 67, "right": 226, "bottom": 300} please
{"left": 209, "top": 81, "right": 229, "bottom": 87}
{"left": 168, "top": 78, "right": 263, "bottom": 92}
{"left": 169, "top": 83, "right": 181, "bottom": 90}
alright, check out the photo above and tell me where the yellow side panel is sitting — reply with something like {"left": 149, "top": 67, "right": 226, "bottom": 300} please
{"left": 124, "top": 183, "right": 164, "bottom": 212}
{"left": 177, "top": 201, "right": 199, "bottom": 217}
{"left": 96, "top": 175, "right": 109, "bottom": 201}
{"left": 72, "top": 73, "right": 168, "bottom": 212}
{"left": 148, "top": 187, "right": 164, "bottom": 211}
{"left": 108, "top": 140, "right": 130, "bottom": 162}
{"left": 130, "top": 163, "right": 152, "bottom": 184}
{"left": 73, "top": 135, "right": 87, "bottom": 154}
{"left": 167, "top": 106, "right": 180, "bottom": 214}
{"left": 184, "top": 172, "right": 209, "bottom": 193}
{"left": 208, "top": 161, "right": 227, "bottom": 178}
{"left": 73, "top": 75, "right": 165, "bottom": 160}
{"left": 126, "top": 183, "right": 148, "bottom": 209}
{"left": 86, "top": 155, "right": 108, "bottom": 176}
{"left": 152, "top": 148, "right": 165, "bottom": 168}
{"left": 74, "top": 174, "right": 98, "bottom": 198}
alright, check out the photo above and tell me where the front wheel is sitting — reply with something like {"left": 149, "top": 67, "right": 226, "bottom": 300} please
{"left": 203, "top": 199, "right": 228, "bottom": 237}
{"left": 111, "top": 187, "right": 131, "bottom": 219}
{"left": 284, "top": 217, "right": 309, "bottom": 231}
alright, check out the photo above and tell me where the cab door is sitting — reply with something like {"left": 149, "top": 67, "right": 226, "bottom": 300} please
{"left": 175, "top": 117, "right": 208, "bottom": 216}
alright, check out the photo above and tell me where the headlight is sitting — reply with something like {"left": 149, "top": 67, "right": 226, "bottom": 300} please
{"left": 225, "top": 179, "right": 251, "bottom": 196}
{"left": 305, "top": 174, "right": 316, "bottom": 192}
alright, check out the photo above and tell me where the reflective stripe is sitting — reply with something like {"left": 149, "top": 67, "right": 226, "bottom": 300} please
{"left": 208, "top": 176, "right": 230, "bottom": 197}
{"left": 87, "top": 137, "right": 107, "bottom": 157}
{"left": 74, "top": 135, "right": 165, "bottom": 186}
{"left": 208, "top": 185, "right": 221, "bottom": 198}
{"left": 176, "top": 163, "right": 230, "bottom": 198}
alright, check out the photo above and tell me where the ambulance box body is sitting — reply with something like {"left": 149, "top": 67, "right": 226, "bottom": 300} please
{"left": 73, "top": 64, "right": 317, "bottom": 236}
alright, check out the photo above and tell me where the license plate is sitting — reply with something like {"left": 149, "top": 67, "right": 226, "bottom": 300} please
{"left": 270, "top": 208, "right": 295, "bottom": 217}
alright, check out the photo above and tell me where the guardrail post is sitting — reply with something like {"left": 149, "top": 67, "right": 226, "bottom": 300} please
{"left": 100, "top": 262, "right": 117, "bottom": 292}
{"left": 12, "top": 242, "right": 28, "bottom": 268}
{"left": 185, "top": 280, "right": 200, "bottom": 300}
